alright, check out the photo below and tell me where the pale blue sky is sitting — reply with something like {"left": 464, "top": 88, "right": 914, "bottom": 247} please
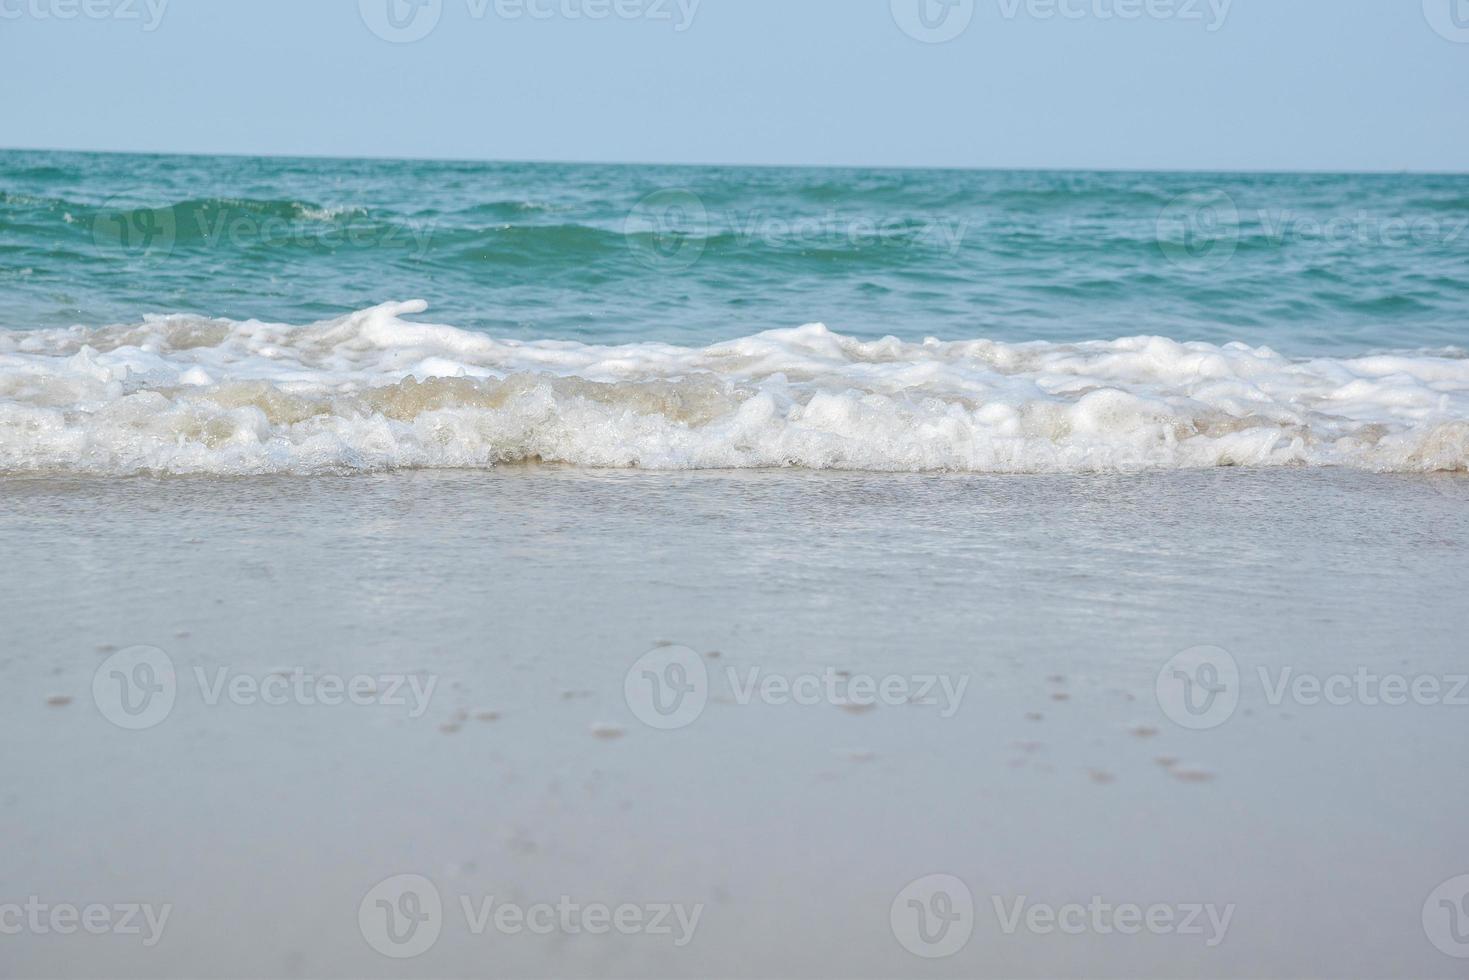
{"left": 2, "top": 0, "right": 1467, "bottom": 171}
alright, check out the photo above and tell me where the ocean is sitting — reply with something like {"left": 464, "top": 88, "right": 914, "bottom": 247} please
{"left": 2, "top": 149, "right": 1467, "bottom": 979}
{"left": 1, "top": 149, "right": 1467, "bottom": 475}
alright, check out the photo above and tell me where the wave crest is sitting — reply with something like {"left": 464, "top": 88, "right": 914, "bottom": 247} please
{"left": 1, "top": 301, "right": 1467, "bottom": 476}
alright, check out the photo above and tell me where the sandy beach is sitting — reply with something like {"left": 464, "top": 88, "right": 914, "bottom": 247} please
{"left": 6, "top": 3, "right": 1469, "bottom": 977}
{"left": 3, "top": 466, "right": 1466, "bottom": 978}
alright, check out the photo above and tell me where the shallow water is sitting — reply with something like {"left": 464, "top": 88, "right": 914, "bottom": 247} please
{"left": 2, "top": 467, "right": 1466, "bottom": 977}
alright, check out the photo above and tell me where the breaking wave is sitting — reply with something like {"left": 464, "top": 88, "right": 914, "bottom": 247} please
{"left": 2, "top": 301, "right": 1467, "bottom": 476}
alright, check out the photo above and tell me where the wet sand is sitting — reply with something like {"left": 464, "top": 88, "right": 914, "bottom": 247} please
{"left": 2, "top": 467, "right": 1467, "bottom": 978}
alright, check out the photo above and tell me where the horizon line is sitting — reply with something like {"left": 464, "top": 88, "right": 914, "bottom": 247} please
{"left": 4, "top": 144, "right": 1468, "bottom": 178}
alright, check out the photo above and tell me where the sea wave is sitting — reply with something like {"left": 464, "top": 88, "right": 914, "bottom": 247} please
{"left": 1, "top": 301, "right": 1467, "bottom": 476}
{"left": 2, "top": 193, "right": 364, "bottom": 221}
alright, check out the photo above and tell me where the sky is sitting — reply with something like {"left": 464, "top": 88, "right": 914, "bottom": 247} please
{"left": 1, "top": 0, "right": 1467, "bottom": 171}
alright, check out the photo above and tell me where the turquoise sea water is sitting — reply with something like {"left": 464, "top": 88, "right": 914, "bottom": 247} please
{"left": 1, "top": 149, "right": 1467, "bottom": 476}
{"left": 2, "top": 149, "right": 1466, "bottom": 355}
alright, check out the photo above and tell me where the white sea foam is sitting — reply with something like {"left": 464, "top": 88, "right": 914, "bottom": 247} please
{"left": 1, "top": 300, "right": 1466, "bottom": 476}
